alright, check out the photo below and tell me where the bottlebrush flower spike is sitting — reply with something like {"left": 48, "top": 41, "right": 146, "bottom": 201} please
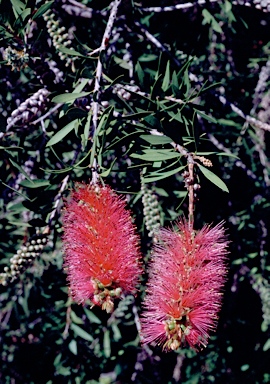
{"left": 141, "top": 219, "right": 229, "bottom": 351}
{"left": 62, "top": 183, "right": 142, "bottom": 313}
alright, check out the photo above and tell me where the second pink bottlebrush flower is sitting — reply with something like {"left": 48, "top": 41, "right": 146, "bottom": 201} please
{"left": 62, "top": 183, "right": 142, "bottom": 313}
{"left": 141, "top": 219, "right": 229, "bottom": 351}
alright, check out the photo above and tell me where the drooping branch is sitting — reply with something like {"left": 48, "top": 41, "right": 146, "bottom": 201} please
{"left": 134, "top": 21, "right": 181, "bottom": 67}
{"left": 218, "top": 95, "right": 270, "bottom": 132}
{"left": 141, "top": 0, "right": 270, "bottom": 13}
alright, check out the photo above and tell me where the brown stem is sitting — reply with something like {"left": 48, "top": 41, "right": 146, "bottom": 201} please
{"left": 188, "top": 160, "right": 194, "bottom": 230}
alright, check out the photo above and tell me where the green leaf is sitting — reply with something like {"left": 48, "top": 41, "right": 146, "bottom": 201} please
{"left": 122, "top": 111, "right": 153, "bottom": 120}
{"left": 17, "top": 7, "right": 31, "bottom": 21}
{"left": 32, "top": 1, "right": 54, "bottom": 19}
{"left": 224, "top": 0, "right": 232, "bottom": 12}
{"left": 167, "top": 110, "right": 183, "bottom": 123}
{"left": 114, "top": 56, "right": 132, "bottom": 70}
{"left": 217, "top": 118, "right": 240, "bottom": 127}
{"left": 103, "top": 330, "right": 111, "bottom": 358}
{"left": 155, "top": 187, "right": 169, "bottom": 197}
{"left": 195, "top": 109, "right": 217, "bottom": 123}
{"left": 172, "top": 70, "right": 179, "bottom": 91}
{"left": 212, "top": 18, "right": 223, "bottom": 34}
{"left": 131, "top": 149, "right": 181, "bottom": 161}
{"left": 263, "top": 339, "right": 270, "bottom": 352}
{"left": 0, "top": 181, "right": 32, "bottom": 201}
{"left": 70, "top": 324, "right": 94, "bottom": 342}
{"left": 68, "top": 340, "right": 77, "bottom": 355}
{"left": 8, "top": 221, "right": 32, "bottom": 227}
{"left": 0, "top": 26, "right": 13, "bottom": 39}
{"left": 82, "top": 113, "right": 91, "bottom": 149}
{"left": 20, "top": 179, "right": 50, "bottom": 188}
{"left": 240, "top": 364, "right": 249, "bottom": 372}
{"left": 195, "top": 152, "right": 217, "bottom": 155}
{"left": 136, "top": 61, "right": 145, "bottom": 87}
{"left": 138, "top": 54, "right": 158, "bottom": 62}
{"left": 9, "top": 158, "right": 32, "bottom": 182}
{"left": 216, "top": 152, "right": 240, "bottom": 159}
{"left": 52, "top": 92, "right": 91, "bottom": 104}
{"left": 143, "top": 165, "right": 185, "bottom": 183}
{"left": 183, "top": 68, "right": 191, "bottom": 95}
{"left": 202, "top": 9, "right": 222, "bottom": 33}
{"left": 83, "top": 308, "right": 101, "bottom": 324}
{"left": 70, "top": 310, "right": 84, "bottom": 325}
{"left": 111, "top": 323, "right": 122, "bottom": 341}
{"left": 73, "top": 78, "right": 90, "bottom": 93}
{"left": 140, "top": 134, "right": 172, "bottom": 145}
{"left": 198, "top": 164, "right": 229, "bottom": 192}
{"left": 46, "top": 119, "right": 79, "bottom": 146}
{"left": 174, "top": 190, "right": 188, "bottom": 198}
{"left": 10, "top": 0, "right": 25, "bottom": 13}
{"left": 99, "top": 158, "right": 117, "bottom": 177}
{"left": 58, "top": 45, "right": 85, "bottom": 58}
{"left": 90, "top": 107, "right": 114, "bottom": 165}
{"left": 143, "top": 115, "right": 162, "bottom": 129}
{"left": 161, "top": 61, "right": 170, "bottom": 92}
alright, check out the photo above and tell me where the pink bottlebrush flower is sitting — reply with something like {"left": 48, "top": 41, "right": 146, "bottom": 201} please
{"left": 141, "top": 219, "right": 229, "bottom": 351}
{"left": 62, "top": 183, "right": 142, "bottom": 313}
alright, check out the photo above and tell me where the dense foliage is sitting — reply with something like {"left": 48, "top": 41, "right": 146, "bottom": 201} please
{"left": 1, "top": 0, "right": 270, "bottom": 383}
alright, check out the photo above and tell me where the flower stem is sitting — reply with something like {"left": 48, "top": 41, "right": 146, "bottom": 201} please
{"left": 188, "top": 160, "right": 194, "bottom": 230}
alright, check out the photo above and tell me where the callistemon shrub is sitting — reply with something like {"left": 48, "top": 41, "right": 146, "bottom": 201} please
{"left": 62, "top": 183, "right": 142, "bottom": 313}
{"left": 141, "top": 219, "right": 229, "bottom": 351}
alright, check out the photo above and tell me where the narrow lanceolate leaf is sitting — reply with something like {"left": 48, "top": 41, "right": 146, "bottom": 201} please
{"left": 68, "top": 340, "right": 78, "bottom": 355}
{"left": 20, "top": 179, "right": 50, "bottom": 188}
{"left": 103, "top": 330, "right": 111, "bottom": 358}
{"left": 9, "top": 158, "right": 33, "bottom": 182}
{"left": 194, "top": 109, "right": 217, "bottom": 123}
{"left": 216, "top": 152, "right": 240, "bottom": 159}
{"left": 11, "top": 0, "right": 25, "bottom": 13}
{"left": 70, "top": 324, "right": 94, "bottom": 342}
{"left": 143, "top": 165, "right": 185, "bottom": 183}
{"left": 161, "top": 61, "right": 171, "bottom": 92}
{"left": 198, "top": 164, "right": 229, "bottom": 193}
{"left": 58, "top": 46, "right": 85, "bottom": 58}
{"left": 52, "top": 92, "right": 91, "bottom": 104}
{"left": 32, "top": 1, "right": 54, "bottom": 19}
{"left": 140, "top": 134, "right": 172, "bottom": 145}
{"left": 83, "top": 308, "right": 101, "bottom": 324}
{"left": 131, "top": 150, "right": 181, "bottom": 162}
{"left": 46, "top": 119, "right": 79, "bottom": 146}
{"left": 121, "top": 111, "right": 153, "bottom": 120}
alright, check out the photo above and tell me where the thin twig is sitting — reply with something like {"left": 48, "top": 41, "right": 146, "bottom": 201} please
{"left": 91, "top": 0, "right": 122, "bottom": 184}
{"left": 134, "top": 21, "right": 181, "bottom": 67}
{"left": 172, "top": 354, "right": 185, "bottom": 382}
{"left": 141, "top": 0, "right": 219, "bottom": 12}
{"left": 31, "top": 103, "right": 63, "bottom": 126}
{"left": 47, "top": 174, "right": 70, "bottom": 229}
{"left": 259, "top": 220, "right": 267, "bottom": 271}
{"left": 63, "top": 305, "right": 72, "bottom": 339}
{"left": 141, "top": 0, "right": 270, "bottom": 13}
{"left": 218, "top": 95, "right": 270, "bottom": 132}
{"left": 62, "top": 0, "right": 108, "bottom": 17}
